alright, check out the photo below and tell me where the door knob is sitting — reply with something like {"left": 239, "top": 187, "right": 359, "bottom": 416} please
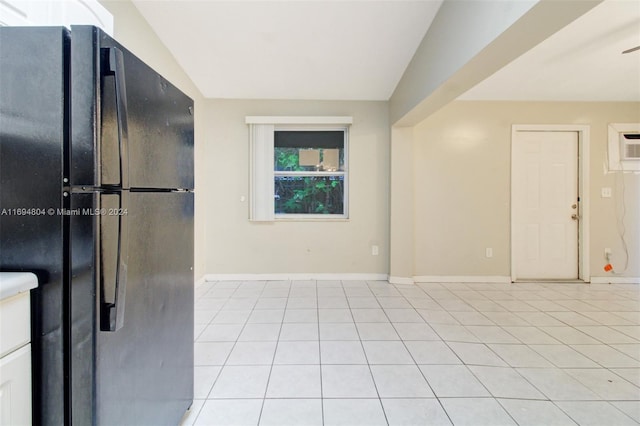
{"left": 571, "top": 213, "right": 579, "bottom": 221}
{"left": 571, "top": 204, "right": 577, "bottom": 209}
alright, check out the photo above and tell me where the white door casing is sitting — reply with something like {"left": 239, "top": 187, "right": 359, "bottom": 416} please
{"left": 512, "top": 127, "right": 589, "bottom": 281}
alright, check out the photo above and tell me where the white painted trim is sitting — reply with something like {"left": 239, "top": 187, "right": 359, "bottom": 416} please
{"left": 607, "top": 123, "right": 640, "bottom": 172}
{"left": 248, "top": 120, "right": 350, "bottom": 220}
{"left": 246, "top": 116, "right": 353, "bottom": 125}
{"left": 205, "top": 274, "right": 516, "bottom": 284}
{"left": 590, "top": 277, "right": 640, "bottom": 284}
{"left": 510, "top": 127, "right": 517, "bottom": 282}
{"left": 389, "top": 276, "right": 415, "bottom": 285}
{"left": 414, "top": 276, "right": 512, "bottom": 283}
{"left": 204, "top": 273, "right": 389, "bottom": 282}
{"left": 511, "top": 125, "right": 590, "bottom": 283}
{"left": 274, "top": 214, "right": 348, "bottom": 221}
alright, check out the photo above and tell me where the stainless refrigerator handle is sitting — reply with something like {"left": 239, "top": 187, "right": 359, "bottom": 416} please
{"left": 106, "top": 47, "right": 130, "bottom": 190}
{"left": 100, "top": 191, "right": 130, "bottom": 332}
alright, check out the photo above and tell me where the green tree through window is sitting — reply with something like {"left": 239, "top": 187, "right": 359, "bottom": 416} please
{"left": 274, "top": 130, "right": 346, "bottom": 216}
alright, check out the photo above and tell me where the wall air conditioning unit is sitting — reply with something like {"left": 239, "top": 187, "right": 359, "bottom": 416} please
{"left": 621, "top": 133, "right": 640, "bottom": 160}
{"left": 608, "top": 123, "right": 640, "bottom": 171}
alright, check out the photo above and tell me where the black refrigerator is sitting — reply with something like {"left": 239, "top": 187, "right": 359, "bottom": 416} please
{"left": 0, "top": 26, "right": 194, "bottom": 425}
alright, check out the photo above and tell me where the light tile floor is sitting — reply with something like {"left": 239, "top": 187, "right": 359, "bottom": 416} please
{"left": 182, "top": 280, "right": 640, "bottom": 426}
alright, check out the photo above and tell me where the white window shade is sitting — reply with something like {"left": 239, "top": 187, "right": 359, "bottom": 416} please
{"left": 249, "top": 124, "right": 275, "bottom": 221}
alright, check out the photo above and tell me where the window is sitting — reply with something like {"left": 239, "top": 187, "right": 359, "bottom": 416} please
{"left": 247, "top": 116, "right": 352, "bottom": 221}
{"left": 275, "top": 130, "right": 346, "bottom": 216}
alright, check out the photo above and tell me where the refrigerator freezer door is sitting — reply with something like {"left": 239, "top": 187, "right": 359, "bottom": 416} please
{"left": 71, "top": 26, "right": 194, "bottom": 191}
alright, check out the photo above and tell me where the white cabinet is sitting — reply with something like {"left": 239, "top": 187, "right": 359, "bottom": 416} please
{"left": 0, "top": 273, "right": 38, "bottom": 426}
{"left": 0, "top": 0, "right": 113, "bottom": 35}
{"left": 0, "top": 291, "right": 31, "bottom": 359}
{"left": 0, "top": 345, "right": 31, "bottom": 425}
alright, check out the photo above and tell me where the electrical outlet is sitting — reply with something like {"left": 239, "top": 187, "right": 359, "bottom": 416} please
{"left": 485, "top": 248, "right": 493, "bottom": 258}
{"left": 371, "top": 245, "right": 379, "bottom": 256}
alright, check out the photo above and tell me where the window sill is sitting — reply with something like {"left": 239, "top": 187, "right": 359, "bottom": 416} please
{"left": 274, "top": 214, "right": 349, "bottom": 222}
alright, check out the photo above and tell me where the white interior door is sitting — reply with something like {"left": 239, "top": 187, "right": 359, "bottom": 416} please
{"left": 513, "top": 131, "right": 579, "bottom": 280}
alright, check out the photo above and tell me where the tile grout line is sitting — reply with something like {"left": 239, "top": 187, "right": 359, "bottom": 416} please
{"left": 256, "top": 280, "right": 293, "bottom": 426}
{"left": 192, "top": 280, "right": 239, "bottom": 425}
{"left": 386, "top": 282, "right": 457, "bottom": 426}
{"left": 201, "top": 281, "right": 257, "bottom": 408}
{"left": 317, "top": 280, "right": 325, "bottom": 426}
{"left": 190, "top": 280, "right": 640, "bottom": 426}
{"left": 189, "top": 280, "right": 221, "bottom": 425}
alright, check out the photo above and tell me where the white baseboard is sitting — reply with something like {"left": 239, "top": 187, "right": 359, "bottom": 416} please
{"left": 194, "top": 275, "right": 207, "bottom": 288}
{"left": 200, "top": 274, "right": 639, "bottom": 285}
{"left": 204, "top": 273, "right": 517, "bottom": 284}
{"left": 205, "top": 273, "right": 389, "bottom": 282}
{"left": 388, "top": 276, "right": 415, "bottom": 285}
{"left": 414, "top": 275, "right": 512, "bottom": 284}
{"left": 590, "top": 276, "right": 640, "bottom": 284}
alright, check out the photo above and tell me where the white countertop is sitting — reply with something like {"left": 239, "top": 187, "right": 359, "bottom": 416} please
{"left": 0, "top": 273, "right": 38, "bottom": 301}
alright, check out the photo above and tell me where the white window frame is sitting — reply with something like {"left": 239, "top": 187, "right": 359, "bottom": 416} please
{"left": 608, "top": 123, "right": 640, "bottom": 172}
{"left": 247, "top": 116, "right": 352, "bottom": 221}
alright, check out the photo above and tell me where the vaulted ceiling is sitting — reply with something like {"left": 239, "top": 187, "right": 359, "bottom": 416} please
{"left": 132, "top": 0, "right": 442, "bottom": 100}
{"left": 132, "top": 0, "right": 640, "bottom": 102}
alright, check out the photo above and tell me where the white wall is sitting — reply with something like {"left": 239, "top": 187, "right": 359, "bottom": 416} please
{"left": 397, "top": 100, "right": 639, "bottom": 281}
{"left": 99, "top": 0, "right": 206, "bottom": 281}
{"left": 201, "top": 99, "right": 390, "bottom": 276}
{"left": 98, "top": 0, "right": 636, "bottom": 284}
{"left": 389, "top": 127, "right": 414, "bottom": 282}
{"left": 99, "top": 1, "right": 199, "bottom": 100}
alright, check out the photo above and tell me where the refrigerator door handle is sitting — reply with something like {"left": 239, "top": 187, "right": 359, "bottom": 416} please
{"left": 104, "top": 46, "right": 130, "bottom": 190}
{"left": 100, "top": 191, "right": 130, "bottom": 332}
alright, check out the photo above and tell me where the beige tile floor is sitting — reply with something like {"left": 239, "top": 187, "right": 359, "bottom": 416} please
{"left": 182, "top": 280, "right": 640, "bottom": 426}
